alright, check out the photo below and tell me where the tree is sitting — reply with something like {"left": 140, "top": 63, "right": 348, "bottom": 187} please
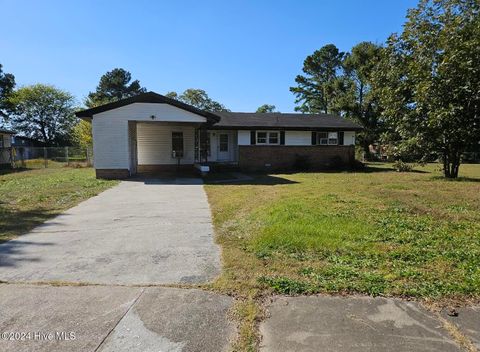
{"left": 256, "top": 104, "right": 277, "bottom": 113}
{"left": 341, "top": 42, "right": 383, "bottom": 158}
{"left": 86, "top": 68, "right": 146, "bottom": 108}
{"left": 290, "top": 44, "right": 345, "bottom": 114}
{"left": 8, "top": 84, "right": 77, "bottom": 146}
{"left": 72, "top": 120, "right": 92, "bottom": 148}
{"left": 0, "top": 64, "right": 15, "bottom": 123}
{"left": 373, "top": 0, "right": 480, "bottom": 178}
{"left": 165, "top": 88, "right": 229, "bottom": 112}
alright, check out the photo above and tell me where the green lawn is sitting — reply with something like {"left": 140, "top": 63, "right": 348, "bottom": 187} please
{"left": 0, "top": 167, "right": 118, "bottom": 242}
{"left": 205, "top": 163, "right": 480, "bottom": 300}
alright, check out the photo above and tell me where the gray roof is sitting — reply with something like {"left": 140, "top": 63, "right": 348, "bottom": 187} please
{"left": 211, "top": 112, "right": 362, "bottom": 131}
{"left": 75, "top": 91, "right": 362, "bottom": 131}
{"left": 0, "top": 128, "right": 15, "bottom": 134}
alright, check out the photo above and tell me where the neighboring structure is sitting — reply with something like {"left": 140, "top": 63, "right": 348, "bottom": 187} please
{"left": 0, "top": 129, "right": 15, "bottom": 167}
{"left": 11, "top": 135, "right": 44, "bottom": 160}
{"left": 76, "top": 92, "right": 362, "bottom": 179}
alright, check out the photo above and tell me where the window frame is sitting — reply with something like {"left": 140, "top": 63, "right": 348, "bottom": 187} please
{"left": 317, "top": 131, "right": 338, "bottom": 145}
{"left": 219, "top": 133, "right": 229, "bottom": 152}
{"left": 256, "top": 131, "right": 280, "bottom": 145}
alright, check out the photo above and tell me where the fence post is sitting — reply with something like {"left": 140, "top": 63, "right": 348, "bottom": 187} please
{"left": 65, "top": 146, "right": 69, "bottom": 166}
{"left": 86, "top": 147, "right": 90, "bottom": 166}
{"left": 43, "top": 147, "right": 48, "bottom": 168}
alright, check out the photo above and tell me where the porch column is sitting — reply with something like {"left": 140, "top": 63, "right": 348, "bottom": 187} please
{"left": 199, "top": 128, "right": 208, "bottom": 163}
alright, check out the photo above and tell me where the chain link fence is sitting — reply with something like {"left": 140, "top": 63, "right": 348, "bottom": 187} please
{"left": 0, "top": 146, "right": 93, "bottom": 169}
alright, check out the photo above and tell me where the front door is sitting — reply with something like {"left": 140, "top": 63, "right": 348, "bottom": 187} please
{"left": 217, "top": 133, "right": 230, "bottom": 161}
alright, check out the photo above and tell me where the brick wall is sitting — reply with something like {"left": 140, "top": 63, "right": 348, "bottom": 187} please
{"left": 96, "top": 169, "right": 130, "bottom": 179}
{"left": 238, "top": 145, "right": 355, "bottom": 172}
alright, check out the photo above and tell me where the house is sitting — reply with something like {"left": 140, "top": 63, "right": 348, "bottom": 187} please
{"left": 11, "top": 135, "right": 44, "bottom": 160}
{"left": 0, "top": 128, "right": 15, "bottom": 167}
{"left": 76, "top": 92, "right": 362, "bottom": 179}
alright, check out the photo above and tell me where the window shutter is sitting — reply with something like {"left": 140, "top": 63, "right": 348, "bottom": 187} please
{"left": 280, "top": 131, "right": 285, "bottom": 145}
{"left": 338, "top": 131, "right": 344, "bottom": 145}
{"left": 311, "top": 131, "right": 317, "bottom": 145}
{"left": 250, "top": 130, "right": 256, "bottom": 145}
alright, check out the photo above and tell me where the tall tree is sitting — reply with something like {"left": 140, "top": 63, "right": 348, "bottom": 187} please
{"left": 8, "top": 84, "right": 77, "bottom": 146}
{"left": 0, "top": 64, "right": 15, "bottom": 123}
{"left": 290, "top": 44, "right": 345, "bottom": 114}
{"left": 256, "top": 104, "right": 277, "bottom": 113}
{"left": 374, "top": 0, "right": 480, "bottom": 178}
{"left": 341, "top": 42, "right": 383, "bottom": 158}
{"left": 72, "top": 120, "right": 92, "bottom": 148}
{"left": 165, "top": 88, "right": 229, "bottom": 112}
{"left": 86, "top": 68, "right": 146, "bottom": 108}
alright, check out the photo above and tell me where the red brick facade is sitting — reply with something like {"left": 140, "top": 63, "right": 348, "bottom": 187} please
{"left": 238, "top": 145, "right": 355, "bottom": 172}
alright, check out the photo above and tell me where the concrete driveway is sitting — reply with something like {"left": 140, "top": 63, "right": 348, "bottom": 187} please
{"left": 0, "top": 178, "right": 220, "bottom": 285}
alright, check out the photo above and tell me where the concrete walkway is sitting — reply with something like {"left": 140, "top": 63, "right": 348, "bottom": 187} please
{"left": 0, "top": 178, "right": 234, "bottom": 352}
{"left": 0, "top": 178, "right": 220, "bottom": 285}
{"left": 0, "top": 284, "right": 234, "bottom": 352}
{"left": 260, "top": 296, "right": 478, "bottom": 352}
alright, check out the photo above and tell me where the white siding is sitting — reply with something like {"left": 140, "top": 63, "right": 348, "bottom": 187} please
{"left": 137, "top": 123, "right": 196, "bottom": 165}
{"left": 91, "top": 103, "right": 207, "bottom": 170}
{"left": 92, "top": 117, "right": 129, "bottom": 169}
{"left": 285, "top": 131, "right": 311, "bottom": 145}
{"left": 238, "top": 130, "right": 250, "bottom": 145}
{"left": 344, "top": 131, "right": 355, "bottom": 145}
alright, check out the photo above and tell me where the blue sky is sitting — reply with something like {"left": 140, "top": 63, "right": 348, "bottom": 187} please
{"left": 1, "top": 0, "right": 418, "bottom": 112}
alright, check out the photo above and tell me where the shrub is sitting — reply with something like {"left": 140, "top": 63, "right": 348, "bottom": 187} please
{"left": 393, "top": 160, "right": 414, "bottom": 172}
{"left": 350, "top": 159, "right": 366, "bottom": 170}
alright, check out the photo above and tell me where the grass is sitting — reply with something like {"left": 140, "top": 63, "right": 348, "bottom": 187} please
{"left": 0, "top": 167, "right": 118, "bottom": 242}
{"left": 205, "top": 163, "right": 480, "bottom": 300}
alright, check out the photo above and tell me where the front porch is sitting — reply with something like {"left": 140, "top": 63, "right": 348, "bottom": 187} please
{"left": 128, "top": 121, "right": 238, "bottom": 176}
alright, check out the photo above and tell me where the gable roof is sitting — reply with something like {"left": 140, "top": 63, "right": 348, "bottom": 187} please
{"left": 212, "top": 112, "right": 362, "bottom": 131}
{"left": 75, "top": 91, "right": 220, "bottom": 123}
{"left": 75, "top": 91, "right": 362, "bottom": 131}
{"left": 0, "top": 128, "right": 15, "bottom": 135}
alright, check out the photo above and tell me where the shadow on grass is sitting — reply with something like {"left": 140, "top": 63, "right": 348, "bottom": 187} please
{"left": 0, "top": 168, "right": 33, "bottom": 176}
{"left": 0, "top": 206, "right": 57, "bottom": 244}
{"left": 205, "top": 174, "right": 299, "bottom": 186}
{"left": 430, "top": 176, "right": 480, "bottom": 183}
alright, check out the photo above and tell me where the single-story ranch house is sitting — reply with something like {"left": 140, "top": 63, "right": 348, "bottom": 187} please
{"left": 76, "top": 92, "right": 362, "bottom": 179}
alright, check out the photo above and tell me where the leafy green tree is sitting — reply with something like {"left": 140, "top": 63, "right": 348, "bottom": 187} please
{"left": 374, "top": 0, "right": 480, "bottom": 178}
{"left": 165, "top": 88, "right": 229, "bottom": 112}
{"left": 256, "top": 104, "right": 277, "bottom": 113}
{"left": 86, "top": 68, "right": 146, "bottom": 108}
{"left": 341, "top": 42, "right": 383, "bottom": 158}
{"left": 0, "top": 64, "right": 15, "bottom": 123}
{"left": 8, "top": 84, "right": 77, "bottom": 146}
{"left": 72, "top": 120, "right": 92, "bottom": 148}
{"left": 290, "top": 44, "right": 345, "bottom": 114}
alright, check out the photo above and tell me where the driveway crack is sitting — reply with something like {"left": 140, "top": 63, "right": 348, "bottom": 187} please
{"left": 93, "top": 287, "right": 146, "bottom": 352}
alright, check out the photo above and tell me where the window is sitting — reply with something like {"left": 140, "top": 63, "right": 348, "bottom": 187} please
{"left": 172, "top": 132, "right": 184, "bottom": 158}
{"left": 257, "top": 132, "right": 267, "bottom": 144}
{"left": 317, "top": 132, "right": 328, "bottom": 145}
{"left": 268, "top": 132, "right": 279, "bottom": 144}
{"left": 257, "top": 131, "right": 279, "bottom": 145}
{"left": 328, "top": 132, "right": 338, "bottom": 145}
{"left": 219, "top": 134, "right": 229, "bottom": 152}
{"left": 317, "top": 132, "right": 338, "bottom": 145}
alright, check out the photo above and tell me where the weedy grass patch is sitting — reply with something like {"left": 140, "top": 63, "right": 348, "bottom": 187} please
{"left": 0, "top": 167, "right": 118, "bottom": 242}
{"left": 206, "top": 163, "right": 480, "bottom": 300}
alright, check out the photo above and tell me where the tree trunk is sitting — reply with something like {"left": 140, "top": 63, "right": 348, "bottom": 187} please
{"left": 362, "top": 141, "right": 372, "bottom": 161}
{"left": 443, "top": 149, "right": 461, "bottom": 179}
